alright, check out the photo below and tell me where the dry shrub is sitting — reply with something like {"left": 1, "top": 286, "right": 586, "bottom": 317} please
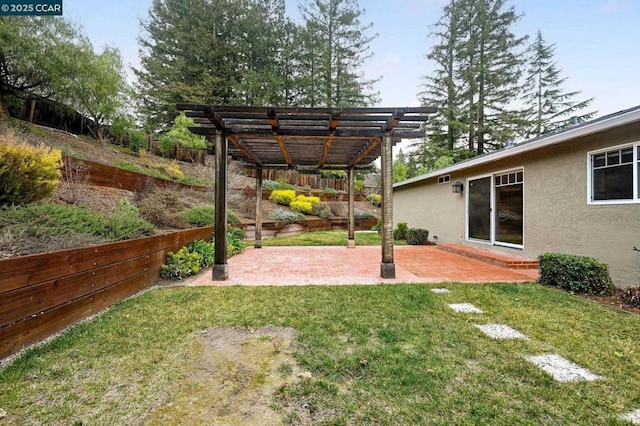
{"left": 621, "top": 287, "right": 640, "bottom": 308}
{"left": 137, "top": 190, "right": 188, "bottom": 229}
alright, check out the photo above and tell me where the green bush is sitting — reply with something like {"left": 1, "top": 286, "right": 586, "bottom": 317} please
{"left": 161, "top": 247, "right": 203, "bottom": 280}
{"left": 101, "top": 199, "right": 155, "bottom": 241}
{"left": 354, "top": 179, "right": 364, "bottom": 194}
{"left": 538, "top": 253, "right": 615, "bottom": 295}
{"left": 394, "top": 222, "right": 409, "bottom": 241}
{"left": 269, "top": 189, "right": 297, "bottom": 206}
{"left": 407, "top": 228, "right": 430, "bottom": 245}
{"left": 262, "top": 179, "right": 294, "bottom": 191}
{"left": 0, "top": 130, "right": 62, "bottom": 206}
{"left": 129, "top": 129, "right": 147, "bottom": 153}
{"left": 158, "top": 113, "right": 207, "bottom": 157}
{"left": 227, "top": 227, "right": 247, "bottom": 257}
{"left": 268, "top": 208, "right": 306, "bottom": 223}
{"left": 181, "top": 205, "right": 215, "bottom": 227}
{"left": 190, "top": 239, "right": 215, "bottom": 268}
{"left": 367, "top": 193, "right": 382, "bottom": 207}
{"left": 180, "top": 206, "right": 241, "bottom": 227}
{"left": 311, "top": 203, "right": 332, "bottom": 219}
{"left": 372, "top": 218, "right": 382, "bottom": 233}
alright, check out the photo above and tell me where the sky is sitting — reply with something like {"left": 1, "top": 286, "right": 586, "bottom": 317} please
{"left": 64, "top": 0, "right": 640, "bottom": 119}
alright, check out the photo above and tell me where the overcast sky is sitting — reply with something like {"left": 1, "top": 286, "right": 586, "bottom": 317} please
{"left": 64, "top": 0, "right": 640, "bottom": 118}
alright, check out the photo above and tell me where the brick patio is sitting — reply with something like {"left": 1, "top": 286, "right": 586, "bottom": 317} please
{"left": 188, "top": 245, "right": 538, "bottom": 287}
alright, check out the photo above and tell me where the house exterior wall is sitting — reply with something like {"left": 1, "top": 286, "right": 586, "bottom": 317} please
{"left": 394, "top": 121, "right": 640, "bottom": 288}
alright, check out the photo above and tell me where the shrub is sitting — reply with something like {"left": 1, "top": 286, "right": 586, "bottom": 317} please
{"left": 0, "top": 130, "right": 62, "bottom": 206}
{"left": 312, "top": 203, "right": 332, "bottom": 219}
{"left": 372, "top": 218, "right": 382, "bottom": 233}
{"left": 190, "top": 239, "right": 215, "bottom": 268}
{"left": 158, "top": 113, "right": 207, "bottom": 156}
{"left": 538, "top": 253, "right": 615, "bottom": 295}
{"left": 181, "top": 205, "right": 215, "bottom": 227}
{"left": 354, "top": 179, "right": 364, "bottom": 194}
{"left": 394, "top": 222, "right": 409, "bottom": 241}
{"left": 290, "top": 194, "right": 320, "bottom": 214}
{"left": 153, "top": 161, "right": 184, "bottom": 180}
{"left": 138, "top": 191, "right": 187, "bottom": 228}
{"left": 227, "top": 227, "right": 247, "bottom": 257}
{"left": 129, "top": 129, "right": 147, "bottom": 153}
{"left": 621, "top": 286, "right": 640, "bottom": 308}
{"left": 322, "top": 188, "right": 338, "bottom": 197}
{"left": 161, "top": 247, "right": 203, "bottom": 280}
{"left": 101, "top": 199, "right": 155, "bottom": 241}
{"left": 263, "top": 179, "right": 294, "bottom": 191}
{"left": 354, "top": 208, "right": 375, "bottom": 219}
{"left": 270, "top": 189, "right": 297, "bottom": 206}
{"left": 367, "top": 193, "right": 382, "bottom": 207}
{"left": 407, "top": 228, "right": 430, "bottom": 245}
{"left": 268, "top": 208, "right": 305, "bottom": 223}
{"left": 180, "top": 205, "right": 241, "bottom": 227}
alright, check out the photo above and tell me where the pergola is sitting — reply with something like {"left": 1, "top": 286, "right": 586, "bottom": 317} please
{"left": 177, "top": 104, "right": 436, "bottom": 281}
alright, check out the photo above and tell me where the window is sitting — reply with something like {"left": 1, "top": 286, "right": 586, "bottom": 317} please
{"left": 438, "top": 174, "right": 451, "bottom": 184}
{"left": 589, "top": 143, "right": 639, "bottom": 203}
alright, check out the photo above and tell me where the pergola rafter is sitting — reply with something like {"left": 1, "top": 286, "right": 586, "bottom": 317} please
{"left": 177, "top": 104, "right": 436, "bottom": 281}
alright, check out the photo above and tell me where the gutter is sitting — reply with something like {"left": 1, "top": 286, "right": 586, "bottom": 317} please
{"left": 394, "top": 105, "right": 640, "bottom": 189}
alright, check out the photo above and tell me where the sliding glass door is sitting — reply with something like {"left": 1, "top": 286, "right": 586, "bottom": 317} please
{"left": 468, "top": 177, "right": 492, "bottom": 241}
{"left": 467, "top": 171, "right": 524, "bottom": 247}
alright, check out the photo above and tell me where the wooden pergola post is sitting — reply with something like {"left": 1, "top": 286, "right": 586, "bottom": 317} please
{"left": 255, "top": 168, "right": 263, "bottom": 249}
{"left": 347, "top": 168, "right": 355, "bottom": 248}
{"left": 380, "top": 134, "right": 395, "bottom": 278}
{"left": 213, "top": 130, "right": 228, "bottom": 280}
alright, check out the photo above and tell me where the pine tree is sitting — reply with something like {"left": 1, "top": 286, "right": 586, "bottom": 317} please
{"left": 297, "top": 0, "right": 379, "bottom": 107}
{"left": 522, "top": 30, "right": 595, "bottom": 137}
{"left": 135, "top": 0, "right": 288, "bottom": 130}
{"left": 457, "top": 0, "right": 528, "bottom": 153}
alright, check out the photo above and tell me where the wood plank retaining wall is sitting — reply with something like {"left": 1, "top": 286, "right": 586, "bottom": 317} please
{"left": 62, "top": 156, "right": 207, "bottom": 193}
{"left": 0, "top": 226, "right": 214, "bottom": 360}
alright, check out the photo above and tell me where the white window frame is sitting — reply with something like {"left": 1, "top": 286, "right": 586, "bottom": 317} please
{"left": 465, "top": 167, "right": 525, "bottom": 249}
{"left": 438, "top": 174, "right": 451, "bottom": 184}
{"left": 587, "top": 141, "right": 640, "bottom": 205}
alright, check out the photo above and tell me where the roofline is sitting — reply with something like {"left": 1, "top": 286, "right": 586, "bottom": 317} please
{"left": 394, "top": 105, "right": 640, "bottom": 189}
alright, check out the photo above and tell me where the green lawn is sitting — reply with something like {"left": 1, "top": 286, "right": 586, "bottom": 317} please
{"left": 1, "top": 283, "right": 638, "bottom": 424}
{"left": 263, "top": 230, "right": 406, "bottom": 246}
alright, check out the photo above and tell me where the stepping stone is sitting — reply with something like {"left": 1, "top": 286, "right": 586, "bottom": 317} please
{"left": 448, "top": 303, "right": 483, "bottom": 313}
{"left": 620, "top": 409, "right": 640, "bottom": 425}
{"left": 475, "top": 324, "right": 528, "bottom": 339}
{"left": 524, "top": 354, "right": 600, "bottom": 382}
{"left": 431, "top": 288, "right": 450, "bottom": 294}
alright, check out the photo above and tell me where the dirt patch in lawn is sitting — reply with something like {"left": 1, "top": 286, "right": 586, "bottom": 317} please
{"left": 145, "top": 327, "right": 309, "bottom": 425}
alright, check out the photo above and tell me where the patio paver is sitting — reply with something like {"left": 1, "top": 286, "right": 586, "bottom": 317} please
{"left": 188, "top": 245, "right": 538, "bottom": 287}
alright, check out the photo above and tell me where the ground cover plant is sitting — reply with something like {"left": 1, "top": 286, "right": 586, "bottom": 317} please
{"left": 263, "top": 230, "right": 406, "bottom": 247}
{"left": 0, "top": 283, "right": 638, "bottom": 424}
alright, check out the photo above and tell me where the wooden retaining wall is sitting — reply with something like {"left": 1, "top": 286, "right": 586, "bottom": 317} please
{"left": 0, "top": 226, "right": 214, "bottom": 360}
{"left": 244, "top": 218, "right": 378, "bottom": 240}
{"left": 62, "top": 156, "right": 207, "bottom": 192}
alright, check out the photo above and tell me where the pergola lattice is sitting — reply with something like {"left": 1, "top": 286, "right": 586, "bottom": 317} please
{"left": 177, "top": 105, "right": 436, "bottom": 280}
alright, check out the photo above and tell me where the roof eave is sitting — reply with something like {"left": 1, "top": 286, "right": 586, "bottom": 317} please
{"left": 394, "top": 106, "right": 640, "bottom": 189}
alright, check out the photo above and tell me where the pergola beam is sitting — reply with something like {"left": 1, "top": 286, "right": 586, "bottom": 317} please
{"left": 276, "top": 135, "right": 292, "bottom": 167}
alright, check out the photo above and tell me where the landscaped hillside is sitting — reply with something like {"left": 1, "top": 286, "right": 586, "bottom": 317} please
{"left": 0, "top": 119, "right": 380, "bottom": 259}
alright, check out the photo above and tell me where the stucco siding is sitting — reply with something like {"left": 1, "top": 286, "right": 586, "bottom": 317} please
{"left": 394, "top": 121, "right": 640, "bottom": 287}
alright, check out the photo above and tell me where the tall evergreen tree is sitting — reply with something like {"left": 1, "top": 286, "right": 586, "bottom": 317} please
{"left": 297, "top": 0, "right": 379, "bottom": 107}
{"left": 522, "top": 30, "right": 595, "bottom": 137}
{"left": 135, "top": 0, "right": 287, "bottom": 130}
{"left": 457, "top": 0, "right": 528, "bottom": 153}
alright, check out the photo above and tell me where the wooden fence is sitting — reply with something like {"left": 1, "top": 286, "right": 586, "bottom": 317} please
{"left": 62, "top": 156, "right": 207, "bottom": 192}
{"left": 0, "top": 226, "right": 214, "bottom": 360}
{"left": 244, "top": 169, "right": 348, "bottom": 192}
{"left": 148, "top": 141, "right": 208, "bottom": 165}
